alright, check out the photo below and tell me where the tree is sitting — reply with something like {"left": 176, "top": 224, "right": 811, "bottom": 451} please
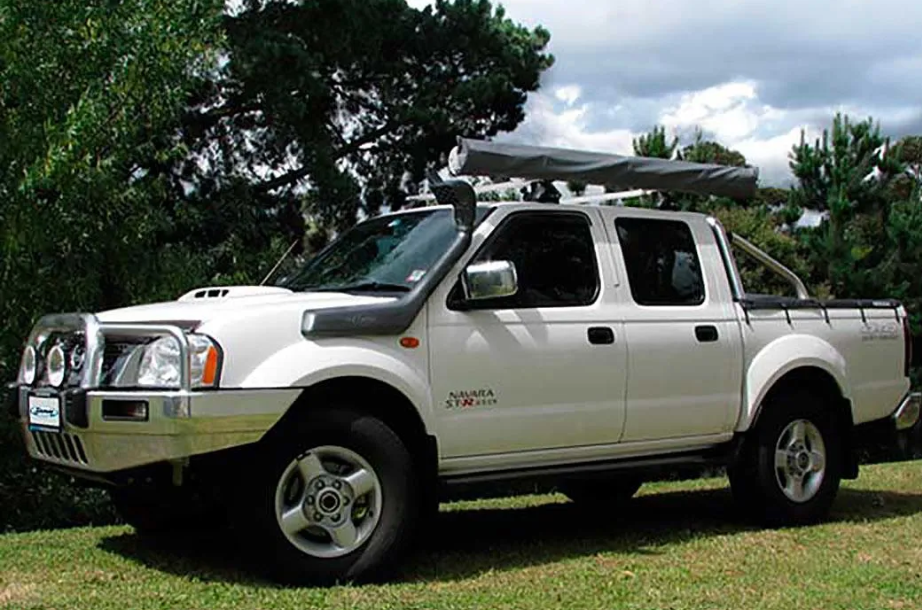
{"left": 679, "top": 130, "right": 747, "bottom": 167}
{"left": 567, "top": 180, "right": 588, "bottom": 197}
{"left": 0, "top": 0, "right": 226, "bottom": 530}
{"left": 177, "top": 0, "right": 554, "bottom": 234}
{"left": 632, "top": 125, "right": 677, "bottom": 160}
{"left": 788, "top": 114, "right": 904, "bottom": 298}
{"left": 629, "top": 127, "right": 748, "bottom": 212}
{"left": 897, "top": 135, "right": 922, "bottom": 188}
{"left": 0, "top": 0, "right": 224, "bottom": 372}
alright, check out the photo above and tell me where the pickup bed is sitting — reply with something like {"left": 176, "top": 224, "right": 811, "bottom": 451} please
{"left": 7, "top": 140, "right": 920, "bottom": 585}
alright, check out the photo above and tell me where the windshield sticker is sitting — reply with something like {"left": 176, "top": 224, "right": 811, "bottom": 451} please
{"left": 406, "top": 269, "right": 427, "bottom": 283}
{"left": 445, "top": 388, "right": 497, "bottom": 410}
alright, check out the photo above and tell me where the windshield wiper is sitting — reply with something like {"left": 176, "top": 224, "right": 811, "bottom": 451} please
{"left": 310, "top": 281, "right": 411, "bottom": 293}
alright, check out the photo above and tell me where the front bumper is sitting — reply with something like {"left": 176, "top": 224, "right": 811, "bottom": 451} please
{"left": 12, "top": 385, "right": 300, "bottom": 473}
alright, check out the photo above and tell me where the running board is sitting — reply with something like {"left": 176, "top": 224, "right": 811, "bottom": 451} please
{"left": 440, "top": 440, "right": 741, "bottom": 491}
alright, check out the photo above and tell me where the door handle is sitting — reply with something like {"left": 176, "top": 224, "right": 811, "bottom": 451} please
{"left": 587, "top": 327, "right": 615, "bottom": 345}
{"left": 695, "top": 325, "right": 719, "bottom": 343}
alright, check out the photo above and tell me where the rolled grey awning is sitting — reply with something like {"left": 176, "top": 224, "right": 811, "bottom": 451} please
{"left": 449, "top": 138, "right": 759, "bottom": 199}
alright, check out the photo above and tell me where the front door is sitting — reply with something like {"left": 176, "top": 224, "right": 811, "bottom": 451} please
{"left": 428, "top": 209, "right": 628, "bottom": 458}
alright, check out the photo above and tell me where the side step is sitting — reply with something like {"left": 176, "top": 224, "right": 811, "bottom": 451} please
{"left": 438, "top": 440, "right": 741, "bottom": 501}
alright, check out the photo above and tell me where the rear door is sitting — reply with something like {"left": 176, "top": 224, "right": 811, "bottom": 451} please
{"left": 611, "top": 214, "right": 743, "bottom": 442}
{"left": 428, "top": 208, "right": 628, "bottom": 458}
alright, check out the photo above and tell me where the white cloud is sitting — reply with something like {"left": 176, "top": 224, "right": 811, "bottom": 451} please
{"left": 500, "top": 92, "right": 635, "bottom": 155}
{"left": 735, "top": 127, "right": 817, "bottom": 187}
{"left": 661, "top": 82, "right": 765, "bottom": 142}
{"left": 553, "top": 85, "right": 582, "bottom": 107}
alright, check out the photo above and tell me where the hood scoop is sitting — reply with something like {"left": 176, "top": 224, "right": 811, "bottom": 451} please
{"left": 178, "top": 285, "right": 293, "bottom": 302}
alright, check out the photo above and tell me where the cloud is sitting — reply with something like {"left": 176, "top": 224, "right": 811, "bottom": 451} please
{"left": 502, "top": 86, "right": 635, "bottom": 155}
{"left": 553, "top": 85, "right": 582, "bottom": 107}
{"left": 408, "top": 0, "right": 922, "bottom": 186}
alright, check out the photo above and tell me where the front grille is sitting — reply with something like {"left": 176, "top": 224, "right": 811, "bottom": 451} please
{"left": 100, "top": 337, "right": 151, "bottom": 386}
{"left": 31, "top": 431, "right": 88, "bottom": 465}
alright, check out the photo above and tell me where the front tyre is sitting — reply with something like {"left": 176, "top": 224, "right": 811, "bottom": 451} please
{"left": 247, "top": 409, "right": 419, "bottom": 585}
{"left": 729, "top": 388, "right": 842, "bottom": 526}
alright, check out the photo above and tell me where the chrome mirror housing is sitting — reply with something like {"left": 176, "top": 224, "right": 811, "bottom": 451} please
{"left": 463, "top": 260, "right": 518, "bottom": 301}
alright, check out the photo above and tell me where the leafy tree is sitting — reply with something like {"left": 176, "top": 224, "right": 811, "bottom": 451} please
{"left": 679, "top": 130, "right": 747, "bottom": 168}
{"left": 0, "top": 0, "right": 225, "bottom": 530}
{"left": 896, "top": 135, "right": 922, "bottom": 189}
{"left": 632, "top": 125, "right": 677, "bottom": 160}
{"left": 788, "top": 114, "right": 904, "bottom": 298}
{"left": 0, "top": 0, "right": 224, "bottom": 374}
{"left": 566, "top": 180, "right": 588, "bottom": 197}
{"left": 177, "top": 0, "right": 554, "bottom": 235}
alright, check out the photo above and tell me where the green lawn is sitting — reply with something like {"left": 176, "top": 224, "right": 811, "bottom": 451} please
{"left": 2, "top": 462, "right": 921, "bottom": 609}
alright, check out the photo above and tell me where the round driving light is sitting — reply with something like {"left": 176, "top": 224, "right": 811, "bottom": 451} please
{"left": 21, "top": 345, "right": 37, "bottom": 385}
{"left": 47, "top": 344, "right": 66, "bottom": 387}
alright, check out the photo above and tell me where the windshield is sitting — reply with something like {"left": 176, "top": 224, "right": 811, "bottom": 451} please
{"left": 284, "top": 209, "right": 474, "bottom": 293}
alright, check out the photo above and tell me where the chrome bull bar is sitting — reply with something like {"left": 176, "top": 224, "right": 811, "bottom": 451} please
{"left": 25, "top": 313, "right": 193, "bottom": 392}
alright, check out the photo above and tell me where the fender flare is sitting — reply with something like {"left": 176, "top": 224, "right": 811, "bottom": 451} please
{"left": 240, "top": 341, "right": 434, "bottom": 432}
{"left": 738, "top": 333, "right": 851, "bottom": 432}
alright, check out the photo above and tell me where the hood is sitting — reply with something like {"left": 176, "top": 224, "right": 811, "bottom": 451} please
{"left": 96, "top": 285, "right": 394, "bottom": 327}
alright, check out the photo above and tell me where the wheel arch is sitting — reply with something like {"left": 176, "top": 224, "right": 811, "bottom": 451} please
{"left": 739, "top": 334, "right": 852, "bottom": 432}
{"left": 741, "top": 363, "right": 859, "bottom": 480}
{"left": 261, "top": 376, "right": 438, "bottom": 484}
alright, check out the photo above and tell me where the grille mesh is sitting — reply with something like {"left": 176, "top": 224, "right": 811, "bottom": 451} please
{"left": 100, "top": 337, "right": 150, "bottom": 386}
{"left": 31, "top": 431, "right": 88, "bottom": 465}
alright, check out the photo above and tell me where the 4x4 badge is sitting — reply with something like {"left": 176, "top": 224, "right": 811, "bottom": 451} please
{"left": 444, "top": 388, "right": 497, "bottom": 409}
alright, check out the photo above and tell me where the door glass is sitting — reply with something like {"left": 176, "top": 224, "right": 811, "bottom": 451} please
{"left": 616, "top": 217, "right": 705, "bottom": 306}
{"left": 456, "top": 213, "right": 599, "bottom": 309}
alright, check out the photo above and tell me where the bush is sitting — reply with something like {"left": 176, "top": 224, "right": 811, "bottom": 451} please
{"left": 0, "top": 415, "right": 116, "bottom": 532}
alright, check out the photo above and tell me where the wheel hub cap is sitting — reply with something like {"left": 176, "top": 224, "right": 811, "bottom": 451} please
{"left": 317, "top": 489, "right": 342, "bottom": 514}
{"left": 774, "top": 419, "right": 827, "bottom": 503}
{"left": 275, "top": 446, "right": 383, "bottom": 559}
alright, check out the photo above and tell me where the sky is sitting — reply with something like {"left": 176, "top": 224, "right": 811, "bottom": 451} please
{"left": 408, "top": 0, "right": 922, "bottom": 186}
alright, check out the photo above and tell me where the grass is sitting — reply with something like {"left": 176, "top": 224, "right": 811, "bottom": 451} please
{"left": 2, "top": 462, "right": 922, "bottom": 609}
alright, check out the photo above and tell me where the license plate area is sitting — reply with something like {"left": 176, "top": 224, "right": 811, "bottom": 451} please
{"left": 28, "top": 394, "right": 62, "bottom": 431}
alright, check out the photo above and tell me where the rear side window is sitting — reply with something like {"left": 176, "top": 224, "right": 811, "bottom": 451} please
{"left": 615, "top": 218, "right": 705, "bottom": 306}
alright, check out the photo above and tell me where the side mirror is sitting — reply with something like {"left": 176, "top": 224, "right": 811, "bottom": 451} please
{"left": 462, "top": 260, "right": 518, "bottom": 301}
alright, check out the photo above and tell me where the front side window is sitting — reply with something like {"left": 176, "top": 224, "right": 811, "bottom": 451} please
{"left": 616, "top": 217, "right": 705, "bottom": 306}
{"left": 456, "top": 212, "right": 599, "bottom": 309}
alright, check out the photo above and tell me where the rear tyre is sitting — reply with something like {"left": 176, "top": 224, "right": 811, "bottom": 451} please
{"left": 728, "top": 387, "right": 842, "bottom": 526}
{"left": 560, "top": 477, "right": 643, "bottom": 508}
{"left": 243, "top": 409, "right": 420, "bottom": 585}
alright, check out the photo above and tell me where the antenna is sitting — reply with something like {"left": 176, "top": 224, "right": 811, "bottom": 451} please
{"left": 260, "top": 238, "right": 300, "bottom": 286}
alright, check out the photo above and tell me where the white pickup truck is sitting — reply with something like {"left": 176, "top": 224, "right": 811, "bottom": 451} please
{"left": 7, "top": 139, "right": 920, "bottom": 585}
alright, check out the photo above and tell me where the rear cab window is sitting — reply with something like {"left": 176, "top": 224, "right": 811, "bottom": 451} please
{"left": 615, "top": 217, "right": 705, "bottom": 306}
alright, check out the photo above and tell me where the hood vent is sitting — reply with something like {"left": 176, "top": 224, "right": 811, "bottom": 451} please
{"left": 190, "top": 288, "right": 230, "bottom": 299}
{"left": 177, "top": 286, "right": 293, "bottom": 302}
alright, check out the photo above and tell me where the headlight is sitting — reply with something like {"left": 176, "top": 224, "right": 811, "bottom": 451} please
{"left": 137, "top": 334, "right": 221, "bottom": 389}
{"left": 19, "top": 345, "right": 37, "bottom": 385}
{"left": 46, "top": 344, "right": 66, "bottom": 387}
